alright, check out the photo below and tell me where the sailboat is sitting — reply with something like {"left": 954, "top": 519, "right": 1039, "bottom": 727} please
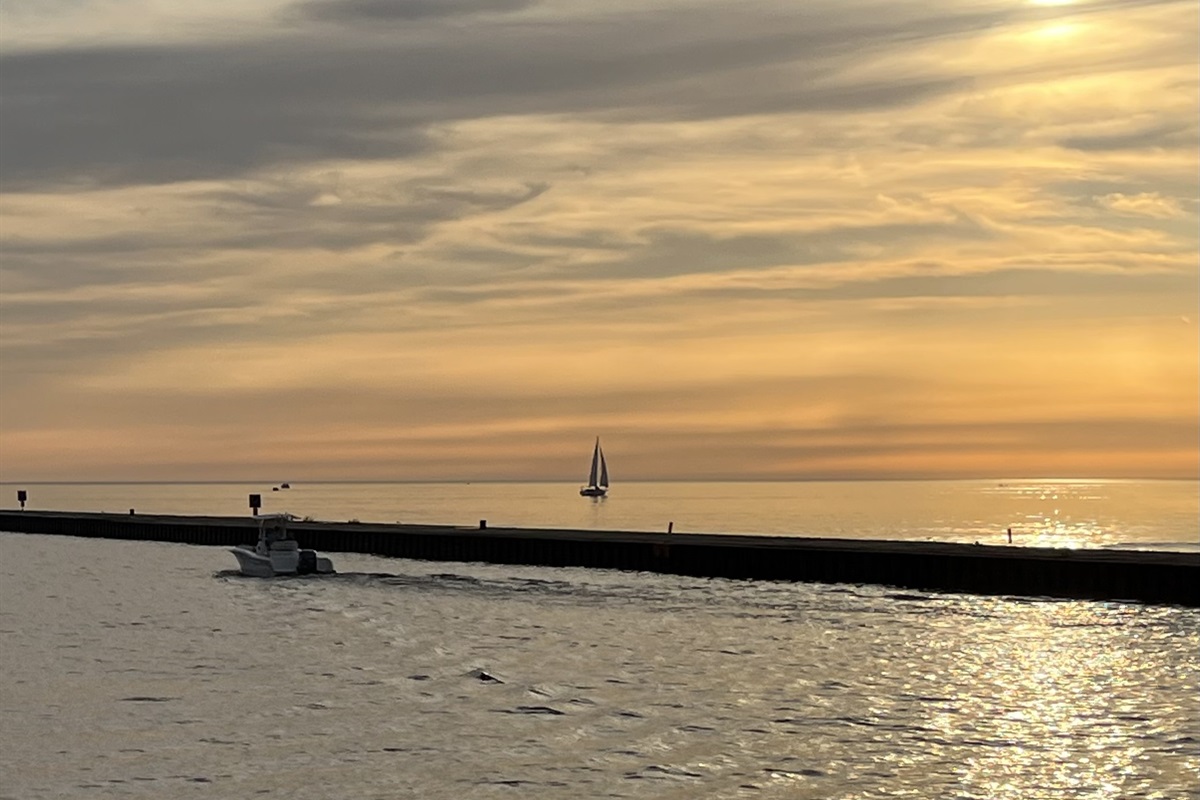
{"left": 579, "top": 438, "right": 609, "bottom": 497}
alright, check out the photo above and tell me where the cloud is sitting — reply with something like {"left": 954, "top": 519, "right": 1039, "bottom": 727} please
{"left": 562, "top": 218, "right": 995, "bottom": 281}
{"left": 1097, "top": 192, "right": 1186, "bottom": 218}
{"left": 292, "top": 0, "right": 537, "bottom": 23}
{"left": 0, "top": 0, "right": 1017, "bottom": 189}
{"left": 1058, "top": 120, "right": 1196, "bottom": 152}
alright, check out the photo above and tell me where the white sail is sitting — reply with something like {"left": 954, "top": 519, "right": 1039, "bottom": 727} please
{"left": 588, "top": 439, "right": 601, "bottom": 486}
{"left": 581, "top": 438, "right": 609, "bottom": 496}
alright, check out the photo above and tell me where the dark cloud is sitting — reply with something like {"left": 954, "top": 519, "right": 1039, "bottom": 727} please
{"left": 809, "top": 266, "right": 1197, "bottom": 305}
{"left": 1058, "top": 120, "right": 1197, "bottom": 152}
{"left": 565, "top": 217, "right": 994, "bottom": 281}
{"left": 293, "top": 0, "right": 537, "bottom": 23}
{"left": 0, "top": 2, "right": 1012, "bottom": 189}
{"left": 0, "top": 178, "right": 550, "bottom": 281}
{"left": 0, "top": 41, "right": 434, "bottom": 188}
{"left": 633, "top": 265, "right": 1197, "bottom": 311}
{"left": 412, "top": 181, "right": 548, "bottom": 209}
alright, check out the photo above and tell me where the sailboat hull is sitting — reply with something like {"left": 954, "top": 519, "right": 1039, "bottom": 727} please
{"left": 579, "top": 487, "right": 607, "bottom": 497}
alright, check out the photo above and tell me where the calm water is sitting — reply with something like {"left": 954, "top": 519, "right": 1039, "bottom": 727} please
{"left": 0, "top": 533, "right": 1197, "bottom": 799}
{"left": 3, "top": 479, "right": 1197, "bottom": 549}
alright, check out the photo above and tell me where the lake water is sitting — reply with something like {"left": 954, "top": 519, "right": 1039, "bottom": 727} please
{"left": 1, "top": 533, "right": 1198, "bottom": 800}
{"left": 2, "top": 479, "right": 1197, "bottom": 549}
{"left": 3, "top": 481, "right": 1197, "bottom": 797}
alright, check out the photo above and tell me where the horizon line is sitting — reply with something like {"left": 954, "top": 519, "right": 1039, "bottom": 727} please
{"left": 1, "top": 476, "right": 1195, "bottom": 486}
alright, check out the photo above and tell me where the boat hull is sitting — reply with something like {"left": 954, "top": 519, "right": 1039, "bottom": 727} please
{"left": 579, "top": 487, "right": 607, "bottom": 497}
{"left": 229, "top": 546, "right": 334, "bottom": 577}
{"left": 230, "top": 546, "right": 278, "bottom": 577}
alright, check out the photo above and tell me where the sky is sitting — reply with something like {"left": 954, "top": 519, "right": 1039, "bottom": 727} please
{"left": 0, "top": 0, "right": 1196, "bottom": 483}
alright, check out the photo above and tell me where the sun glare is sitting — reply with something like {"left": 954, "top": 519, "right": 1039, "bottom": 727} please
{"left": 1030, "top": 21, "right": 1080, "bottom": 40}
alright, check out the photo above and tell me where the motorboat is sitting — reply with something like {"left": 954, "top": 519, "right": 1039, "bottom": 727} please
{"left": 230, "top": 513, "right": 334, "bottom": 577}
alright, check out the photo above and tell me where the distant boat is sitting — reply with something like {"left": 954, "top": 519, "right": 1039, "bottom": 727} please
{"left": 579, "top": 438, "right": 609, "bottom": 497}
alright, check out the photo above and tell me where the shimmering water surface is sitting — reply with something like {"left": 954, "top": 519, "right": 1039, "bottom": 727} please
{"left": 3, "top": 479, "right": 1197, "bottom": 548}
{"left": 1, "top": 533, "right": 1197, "bottom": 799}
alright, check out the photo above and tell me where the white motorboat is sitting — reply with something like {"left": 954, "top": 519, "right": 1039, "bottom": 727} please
{"left": 230, "top": 513, "right": 335, "bottom": 577}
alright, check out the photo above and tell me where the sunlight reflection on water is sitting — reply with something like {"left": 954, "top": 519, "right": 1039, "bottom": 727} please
{"left": 947, "top": 601, "right": 1176, "bottom": 799}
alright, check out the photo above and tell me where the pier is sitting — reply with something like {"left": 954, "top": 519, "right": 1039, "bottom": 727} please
{"left": 1, "top": 510, "right": 1196, "bottom": 606}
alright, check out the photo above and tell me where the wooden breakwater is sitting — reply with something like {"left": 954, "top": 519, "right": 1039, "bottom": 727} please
{"left": 1, "top": 510, "right": 1196, "bottom": 606}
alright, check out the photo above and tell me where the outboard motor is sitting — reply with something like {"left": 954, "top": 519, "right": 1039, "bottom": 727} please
{"left": 297, "top": 549, "right": 318, "bottom": 574}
